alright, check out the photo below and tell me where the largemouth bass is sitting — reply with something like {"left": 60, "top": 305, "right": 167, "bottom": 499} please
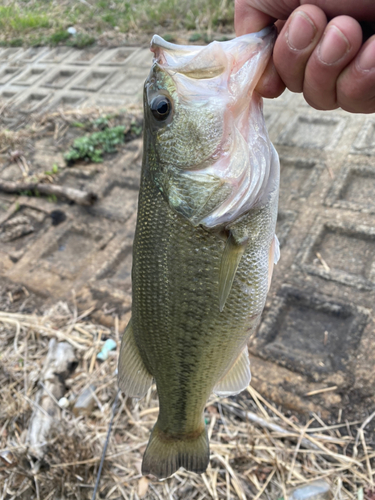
{"left": 118, "top": 27, "right": 280, "bottom": 479}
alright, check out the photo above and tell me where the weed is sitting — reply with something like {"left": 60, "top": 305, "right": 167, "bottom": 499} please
{"left": 189, "top": 33, "right": 203, "bottom": 42}
{"left": 64, "top": 126, "right": 126, "bottom": 164}
{"left": 49, "top": 30, "right": 71, "bottom": 46}
{"left": 9, "top": 38, "right": 23, "bottom": 47}
{"left": 67, "top": 33, "right": 95, "bottom": 49}
{"left": 72, "top": 122, "right": 86, "bottom": 129}
{"left": 163, "top": 34, "right": 176, "bottom": 43}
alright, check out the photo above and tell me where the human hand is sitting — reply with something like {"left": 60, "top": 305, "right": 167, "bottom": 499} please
{"left": 235, "top": 0, "right": 375, "bottom": 113}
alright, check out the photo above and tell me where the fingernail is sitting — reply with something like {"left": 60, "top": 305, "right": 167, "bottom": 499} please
{"left": 319, "top": 26, "right": 350, "bottom": 65}
{"left": 358, "top": 39, "right": 375, "bottom": 70}
{"left": 287, "top": 12, "right": 317, "bottom": 51}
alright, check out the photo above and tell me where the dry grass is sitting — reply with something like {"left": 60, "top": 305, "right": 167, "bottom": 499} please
{"left": 1, "top": 304, "right": 375, "bottom": 499}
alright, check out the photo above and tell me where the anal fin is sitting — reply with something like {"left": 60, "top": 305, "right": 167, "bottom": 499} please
{"left": 118, "top": 318, "right": 153, "bottom": 398}
{"left": 219, "top": 232, "right": 247, "bottom": 312}
{"left": 214, "top": 346, "right": 251, "bottom": 397}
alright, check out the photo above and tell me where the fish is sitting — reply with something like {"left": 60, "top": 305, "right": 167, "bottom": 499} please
{"left": 118, "top": 27, "right": 280, "bottom": 480}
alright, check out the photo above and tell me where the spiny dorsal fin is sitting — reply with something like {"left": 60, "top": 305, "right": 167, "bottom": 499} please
{"left": 218, "top": 232, "right": 247, "bottom": 312}
{"left": 118, "top": 319, "right": 153, "bottom": 398}
{"left": 214, "top": 346, "right": 251, "bottom": 396}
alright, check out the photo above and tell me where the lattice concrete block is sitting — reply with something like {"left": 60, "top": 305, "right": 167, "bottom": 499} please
{"left": 40, "top": 47, "right": 73, "bottom": 63}
{"left": 297, "top": 218, "right": 375, "bottom": 290}
{"left": 67, "top": 47, "right": 105, "bottom": 65}
{"left": 99, "top": 47, "right": 138, "bottom": 66}
{"left": 351, "top": 119, "right": 375, "bottom": 156}
{"left": 0, "top": 66, "right": 24, "bottom": 85}
{"left": 279, "top": 157, "right": 323, "bottom": 203}
{"left": 104, "top": 69, "right": 147, "bottom": 96}
{"left": 15, "top": 92, "right": 51, "bottom": 113}
{"left": 18, "top": 47, "right": 48, "bottom": 63}
{"left": 277, "top": 115, "right": 346, "bottom": 150}
{"left": 276, "top": 210, "right": 296, "bottom": 248}
{"left": 48, "top": 94, "right": 86, "bottom": 111}
{"left": 13, "top": 67, "right": 48, "bottom": 86}
{"left": 42, "top": 69, "right": 79, "bottom": 89}
{"left": 325, "top": 164, "right": 375, "bottom": 214}
{"left": 0, "top": 89, "right": 20, "bottom": 103}
{"left": 252, "top": 285, "right": 370, "bottom": 382}
{"left": 71, "top": 70, "right": 113, "bottom": 91}
{"left": 0, "top": 48, "right": 23, "bottom": 62}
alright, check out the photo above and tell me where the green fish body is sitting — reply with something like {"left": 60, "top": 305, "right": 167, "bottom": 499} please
{"left": 118, "top": 28, "right": 280, "bottom": 479}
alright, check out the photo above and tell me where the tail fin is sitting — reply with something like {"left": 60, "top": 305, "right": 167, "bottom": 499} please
{"left": 142, "top": 423, "right": 209, "bottom": 479}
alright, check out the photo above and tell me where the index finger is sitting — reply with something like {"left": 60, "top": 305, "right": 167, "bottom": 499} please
{"left": 235, "top": 0, "right": 276, "bottom": 35}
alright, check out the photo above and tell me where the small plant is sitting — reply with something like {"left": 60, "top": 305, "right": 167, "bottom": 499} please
{"left": 67, "top": 33, "right": 95, "bottom": 49}
{"left": 49, "top": 30, "right": 71, "bottom": 46}
{"left": 189, "top": 33, "right": 202, "bottom": 42}
{"left": 64, "top": 126, "right": 126, "bottom": 164}
{"left": 9, "top": 38, "right": 23, "bottom": 47}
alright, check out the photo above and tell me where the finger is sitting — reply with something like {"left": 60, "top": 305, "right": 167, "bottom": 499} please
{"left": 256, "top": 58, "right": 286, "bottom": 98}
{"left": 234, "top": 0, "right": 276, "bottom": 36}
{"left": 303, "top": 16, "right": 363, "bottom": 110}
{"left": 255, "top": 20, "right": 286, "bottom": 98}
{"left": 336, "top": 35, "right": 375, "bottom": 113}
{"left": 273, "top": 5, "right": 327, "bottom": 93}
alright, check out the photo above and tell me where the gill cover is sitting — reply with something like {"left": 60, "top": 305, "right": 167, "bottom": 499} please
{"left": 145, "top": 28, "right": 279, "bottom": 229}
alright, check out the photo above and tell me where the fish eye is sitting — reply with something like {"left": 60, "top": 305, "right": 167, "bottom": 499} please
{"left": 150, "top": 95, "right": 171, "bottom": 121}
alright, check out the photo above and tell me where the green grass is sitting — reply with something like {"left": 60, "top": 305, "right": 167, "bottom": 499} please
{"left": 0, "top": 0, "right": 234, "bottom": 47}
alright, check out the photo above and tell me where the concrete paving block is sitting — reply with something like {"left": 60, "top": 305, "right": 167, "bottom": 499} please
{"left": 47, "top": 93, "right": 86, "bottom": 111}
{"left": 277, "top": 114, "right": 347, "bottom": 150}
{"left": 351, "top": 119, "right": 375, "bottom": 156}
{"left": 15, "top": 91, "right": 52, "bottom": 113}
{"left": 98, "top": 47, "right": 139, "bottom": 66}
{"left": 0, "top": 48, "right": 23, "bottom": 63}
{"left": 279, "top": 157, "right": 324, "bottom": 203}
{"left": 18, "top": 47, "right": 49, "bottom": 63}
{"left": 104, "top": 69, "right": 147, "bottom": 96}
{"left": 82, "top": 96, "right": 132, "bottom": 108}
{"left": 42, "top": 68, "right": 79, "bottom": 89}
{"left": 264, "top": 110, "right": 279, "bottom": 131}
{"left": 126, "top": 48, "right": 153, "bottom": 69}
{"left": 71, "top": 69, "right": 113, "bottom": 91}
{"left": 0, "top": 88, "right": 21, "bottom": 104}
{"left": 13, "top": 66, "right": 48, "bottom": 86}
{"left": 40, "top": 47, "right": 73, "bottom": 63}
{"left": 276, "top": 210, "right": 297, "bottom": 248}
{"left": 252, "top": 285, "right": 370, "bottom": 382}
{"left": 67, "top": 47, "right": 105, "bottom": 65}
{"left": 89, "top": 182, "right": 139, "bottom": 222}
{"left": 325, "top": 163, "right": 375, "bottom": 214}
{"left": 0, "top": 204, "right": 50, "bottom": 273}
{"left": 0, "top": 66, "right": 24, "bottom": 85}
{"left": 297, "top": 217, "right": 375, "bottom": 291}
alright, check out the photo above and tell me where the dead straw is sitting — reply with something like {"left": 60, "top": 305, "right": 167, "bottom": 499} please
{"left": 1, "top": 306, "right": 375, "bottom": 499}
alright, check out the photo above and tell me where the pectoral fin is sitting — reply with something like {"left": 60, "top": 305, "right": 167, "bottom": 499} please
{"left": 268, "top": 234, "right": 280, "bottom": 291}
{"left": 214, "top": 346, "right": 251, "bottom": 397}
{"left": 219, "top": 232, "right": 247, "bottom": 312}
{"left": 118, "top": 319, "right": 153, "bottom": 398}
